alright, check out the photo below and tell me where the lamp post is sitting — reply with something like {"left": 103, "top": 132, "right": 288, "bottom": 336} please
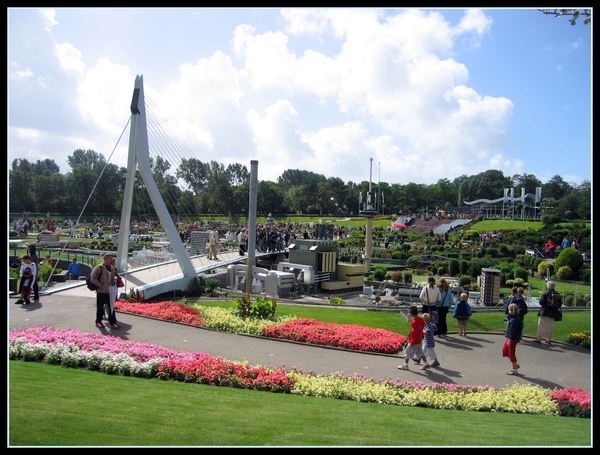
{"left": 359, "top": 158, "right": 377, "bottom": 277}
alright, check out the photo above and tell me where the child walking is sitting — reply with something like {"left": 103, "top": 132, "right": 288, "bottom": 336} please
{"left": 421, "top": 313, "right": 440, "bottom": 370}
{"left": 398, "top": 306, "right": 427, "bottom": 370}
{"left": 503, "top": 303, "right": 523, "bottom": 375}
{"left": 453, "top": 292, "right": 473, "bottom": 336}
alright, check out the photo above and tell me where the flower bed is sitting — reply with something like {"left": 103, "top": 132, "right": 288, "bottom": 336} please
{"left": 9, "top": 326, "right": 590, "bottom": 417}
{"left": 262, "top": 318, "right": 405, "bottom": 354}
{"left": 116, "top": 300, "right": 406, "bottom": 354}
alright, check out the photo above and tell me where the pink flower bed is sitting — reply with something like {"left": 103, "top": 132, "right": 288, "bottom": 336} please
{"left": 9, "top": 325, "right": 210, "bottom": 363}
{"left": 262, "top": 318, "right": 406, "bottom": 354}
{"left": 549, "top": 387, "right": 591, "bottom": 418}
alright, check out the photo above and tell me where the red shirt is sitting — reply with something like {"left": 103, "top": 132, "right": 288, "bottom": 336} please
{"left": 408, "top": 316, "right": 425, "bottom": 345}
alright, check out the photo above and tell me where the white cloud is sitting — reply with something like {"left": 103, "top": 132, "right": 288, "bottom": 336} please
{"left": 55, "top": 42, "right": 85, "bottom": 74}
{"left": 456, "top": 9, "right": 493, "bottom": 37}
{"left": 281, "top": 8, "right": 331, "bottom": 36}
{"left": 7, "top": 8, "right": 590, "bottom": 187}
{"left": 39, "top": 9, "right": 58, "bottom": 32}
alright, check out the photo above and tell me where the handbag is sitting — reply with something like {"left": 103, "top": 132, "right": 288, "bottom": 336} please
{"left": 555, "top": 309, "right": 563, "bottom": 322}
{"left": 117, "top": 276, "right": 125, "bottom": 288}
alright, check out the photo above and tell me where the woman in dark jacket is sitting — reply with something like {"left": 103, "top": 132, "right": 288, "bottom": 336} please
{"left": 534, "top": 281, "right": 562, "bottom": 345}
{"left": 435, "top": 278, "right": 453, "bottom": 337}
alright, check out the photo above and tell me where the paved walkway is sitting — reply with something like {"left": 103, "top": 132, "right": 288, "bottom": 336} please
{"left": 9, "top": 289, "right": 591, "bottom": 391}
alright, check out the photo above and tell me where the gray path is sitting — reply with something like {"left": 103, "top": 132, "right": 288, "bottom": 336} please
{"left": 9, "top": 292, "right": 591, "bottom": 391}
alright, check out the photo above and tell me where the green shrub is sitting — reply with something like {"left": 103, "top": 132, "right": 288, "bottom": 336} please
{"left": 448, "top": 258, "right": 459, "bottom": 275}
{"left": 537, "top": 261, "right": 554, "bottom": 278}
{"left": 372, "top": 266, "right": 387, "bottom": 281}
{"left": 513, "top": 266, "right": 528, "bottom": 282}
{"left": 233, "top": 295, "right": 277, "bottom": 319}
{"left": 37, "top": 261, "right": 54, "bottom": 283}
{"left": 459, "top": 275, "right": 472, "bottom": 287}
{"left": 187, "top": 275, "right": 207, "bottom": 296}
{"left": 556, "top": 266, "right": 574, "bottom": 280}
{"left": 328, "top": 296, "right": 346, "bottom": 305}
{"left": 555, "top": 247, "right": 584, "bottom": 274}
{"left": 406, "top": 256, "right": 421, "bottom": 270}
{"left": 578, "top": 267, "right": 591, "bottom": 283}
{"left": 204, "top": 278, "right": 220, "bottom": 296}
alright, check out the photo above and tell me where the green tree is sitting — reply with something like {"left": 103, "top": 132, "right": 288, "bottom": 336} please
{"left": 543, "top": 175, "right": 571, "bottom": 201}
{"left": 257, "top": 180, "right": 286, "bottom": 215}
{"left": 9, "top": 159, "right": 35, "bottom": 212}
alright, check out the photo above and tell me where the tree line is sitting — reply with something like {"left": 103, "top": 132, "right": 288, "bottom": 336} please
{"left": 9, "top": 148, "right": 591, "bottom": 222}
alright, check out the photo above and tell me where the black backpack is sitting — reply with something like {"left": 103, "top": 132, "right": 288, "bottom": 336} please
{"left": 549, "top": 291, "right": 562, "bottom": 308}
{"left": 86, "top": 266, "right": 102, "bottom": 291}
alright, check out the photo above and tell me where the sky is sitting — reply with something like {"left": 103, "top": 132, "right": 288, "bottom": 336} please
{"left": 7, "top": 8, "right": 592, "bottom": 187}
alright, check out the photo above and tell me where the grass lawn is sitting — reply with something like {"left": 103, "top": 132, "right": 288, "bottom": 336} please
{"left": 9, "top": 361, "right": 591, "bottom": 447}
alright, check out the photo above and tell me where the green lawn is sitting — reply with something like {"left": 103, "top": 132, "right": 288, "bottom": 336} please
{"left": 9, "top": 361, "right": 591, "bottom": 447}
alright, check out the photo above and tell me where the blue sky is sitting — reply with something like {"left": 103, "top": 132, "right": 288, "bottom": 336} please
{"left": 8, "top": 8, "right": 591, "bottom": 187}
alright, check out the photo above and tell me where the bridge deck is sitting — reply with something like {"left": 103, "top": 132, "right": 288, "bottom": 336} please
{"left": 37, "top": 249, "right": 285, "bottom": 299}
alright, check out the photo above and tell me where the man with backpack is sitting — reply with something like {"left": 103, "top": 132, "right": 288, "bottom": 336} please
{"left": 89, "top": 254, "right": 121, "bottom": 329}
{"left": 533, "top": 281, "right": 562, "bottom": 345}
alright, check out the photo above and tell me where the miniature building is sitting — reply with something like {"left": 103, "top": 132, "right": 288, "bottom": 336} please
{"left": 287, "top": 239, "right": 338, "bottom": 291}
{"left": 287, "top": 239, "right": 365, "bottom": 293}
{"left": 478, "top": 268, "right": 501, "bottom": 306}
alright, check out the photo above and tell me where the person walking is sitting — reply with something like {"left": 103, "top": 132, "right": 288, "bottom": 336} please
{"left": 26, "top": 244, "right": 40, "bottom": 301}
{"left": 67, "top": 258, "right": 81, "bottom": 282}
{"left": 398, "top": 306, "right": 427, "bottom": 370}
{"left": 453, "top": 292, "right": 472, "bottom": 336}
{"left": 208, "top": 226, "right": 220, "bottom": 260}
{"left": 533, "top": 281, "right": 562, "bottom": 345}
{"left": 435, "top": 278, "right": 453, "bottom": 337}
{"left": 419, "top": 276, "right": 441, "bottom": 316}
{"left": 421, "top": 313, "right": 440, "bottom": 370}
{"left": 90, "top": 254, "right": 121, "bottom": 329}
{"left": 502, "top": 303, "right": 523, "bottom": 375}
